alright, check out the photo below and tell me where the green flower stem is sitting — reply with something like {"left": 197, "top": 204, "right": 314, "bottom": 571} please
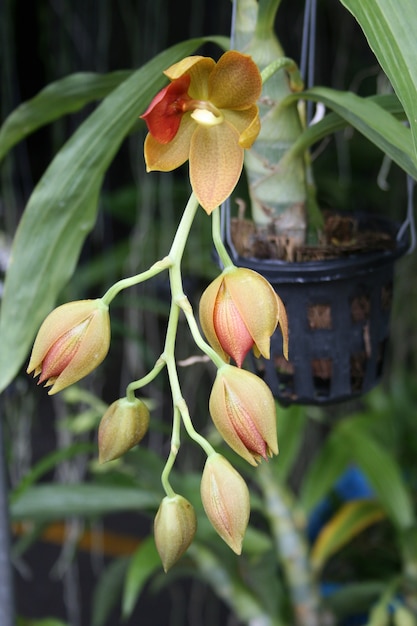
{"left": 163, "top": 297, "right": 215, "bottom": 480}
{"left": 212, "top": 207, "right": 235, "bottom": 270}
{"left": 180, "top": 298, "right": 225, "bottom": 369}
{"left": 101, "top": 191, "right": 202, "bottom": 307}
{"left": 160, "top": 404, "right": 181, "bottom": 499}
{"left": 158, "top": 192, "right": 219, "bottom": 491}
{"left": 125, "top": 357, "right": 166, "bottom": 402}
{"left": 101, "top": 257, "right": 172, "bottom": 306}
{"left": 261, "top": 57, "right": 304, "bottom": 92}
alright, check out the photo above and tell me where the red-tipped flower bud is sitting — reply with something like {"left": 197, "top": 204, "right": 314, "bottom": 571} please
{"left": 27, "top": 299, "right": 110, "bottom": 395}
{"left": 209, "top": 364, "right": 278, "bottom": 466}
{"left": 199, "top": 267, "right": 288, "bottom": 367}
{"left": 200, "top": 453, "right": 250, "bottom": 554}
{"left": 154, "top": 495, "right": 197, "bottom": 572}
{"left": 98, "top": 397, "right": 150, "bottom": 463}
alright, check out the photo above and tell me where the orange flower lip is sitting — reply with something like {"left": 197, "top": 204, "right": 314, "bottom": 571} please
{"left": 140, "top": 74, "right": 191, "bottom": 144}
{"left": 141, "top": 51, "right": 262, "bottom": 213}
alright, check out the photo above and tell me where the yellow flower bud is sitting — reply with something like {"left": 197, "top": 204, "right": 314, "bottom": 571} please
{"left": 98, "top": 397, "right": 150, "bottom": 463}
{"left": 199, "top": 267, "right": 287, "bottom": 367}
{"left": 209, "top": 364, "right": 278, "bottom": 466}
{"left": 154, "top": 495, "right": 197, "bottom": 572}
{"left": 200, "top": 453, "right": 250, "bottom": 554}
{"left": 27, "top": 299, "right": 110, "bottom": 395}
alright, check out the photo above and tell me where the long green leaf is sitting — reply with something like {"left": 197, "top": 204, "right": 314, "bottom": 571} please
{"left": 10, "top": 442, "right": 94, "bottom": 503}
{"left": 339, "top": 0, "right": 417, "bottom": 159}
{"left": 284, "top": 87, "right": 417, "bottom": 179}
{"left": 0, "top": 71, "right": 131, "bottom": 160}
{"left": 299, "top": 428, "right": 350, "bottom": 515}
{"left": 310, "top": 499, "right": 385, "bottom": 572}
{"left": 288, "top": 93, "right": 405, "bottom": 158}
{"left": 10, "top": 484, "right": 159, "bottom": 520}
{"left": 91, "top": 557, "right": 130, "bottom": 626}
{"left": 337, "top": 420, "right": 416, "bottom": 531}
{"left": 122, "top": 536, "right": 161, "bottom": 619}
{"left": 0, "top": 36, "right": 228, "bottom": 394}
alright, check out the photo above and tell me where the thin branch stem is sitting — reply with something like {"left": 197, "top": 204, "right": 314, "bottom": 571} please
{"left": 212, "top": 207, "right": 235, "bottom": 270}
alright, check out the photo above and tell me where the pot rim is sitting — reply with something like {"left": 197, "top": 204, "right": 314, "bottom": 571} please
{"left": 221, "top": 205, "right": 409, "bottom": 284}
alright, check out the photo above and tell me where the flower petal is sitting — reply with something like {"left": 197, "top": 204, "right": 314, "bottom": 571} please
{"left": 27, "top": 300, "right": 101, "bottom": 373}
{"left": 165, "top": 56, "right": 215, "bottom": 100}
{"left": 144, "top": 114, "right": 195, "bottom": 172}
{"left": 199, "top": 274, "right": 230, "bottom": 363}
{"left": 209, "top": 51, "right": 262, "bottom": 110}
{"left": 224, "top": 105, "right": 261, "bottom": 148}
{"left": 140, "top": 75, "right": 191, "bottom": 144}
{"left": 48, "top": 306, "right": 110, "bottom": 394}
{"left": 224, "top": 269, "right": 278, "bottom": 360}
{"left": 190, "top": 122, "right": 243, "bottom": 213}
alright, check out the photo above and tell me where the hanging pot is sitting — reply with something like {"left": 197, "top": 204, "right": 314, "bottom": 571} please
{"left": 221, "top": 207, "right": 409, "bottom": 406}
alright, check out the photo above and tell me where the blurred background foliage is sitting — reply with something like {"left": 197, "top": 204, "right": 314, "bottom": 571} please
{"left": 1, "top": 1, "right": 416, "bottom": 625}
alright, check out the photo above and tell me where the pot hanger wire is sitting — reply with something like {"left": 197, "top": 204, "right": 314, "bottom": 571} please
{"left": 397, "top": 175, "right": 416, "bottom": 254}
{"left": 300, "top": 0, "right": 317, "bottom": 124}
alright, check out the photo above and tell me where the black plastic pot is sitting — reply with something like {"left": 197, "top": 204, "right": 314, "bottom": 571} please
{"left": 222, "top": 210, "right": 409, "bottom": 406}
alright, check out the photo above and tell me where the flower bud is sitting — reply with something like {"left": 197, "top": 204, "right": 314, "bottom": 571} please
{"left": 154, "top": 495, "right": 197, "bottom": 572}
{"left": 98, "top": 397, "right": 150, "bottom": 463}
{"left": 27, "top": 299, "right": 110, "bottom": 395}
{"left": 200, "top": 453, "right": 249, "bottom": 554}
{"left": 199, "top": 267, "right": 288, "bottom": 367}
{"left": 209, "top": 364, "right": 278, "bottom": 466}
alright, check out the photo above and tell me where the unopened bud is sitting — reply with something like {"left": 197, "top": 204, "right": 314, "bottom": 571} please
{"left": 200, "top": 453, "right": 250, "bottom": 554}
{"left": 98, "top": 397, "right": 149, "bottom": 463}
{"left": 154, "top": 495, "right": 197, "bottom": 572}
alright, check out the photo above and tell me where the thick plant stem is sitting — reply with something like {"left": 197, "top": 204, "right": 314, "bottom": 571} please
{"left": 257, "top": 462, "right": 321, "bottom": 626}
{"left": 235, "top": 0, "right": 309, "bottom": 242}
{"left": 0, "top": 417, "right": 14, "bottom": 626}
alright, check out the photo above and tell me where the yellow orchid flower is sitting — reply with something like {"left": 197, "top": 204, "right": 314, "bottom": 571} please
{"left": 141, "top": 50, "right": 262, "bottom": 214}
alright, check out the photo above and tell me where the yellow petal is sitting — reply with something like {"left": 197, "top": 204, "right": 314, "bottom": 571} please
{"left": 224, "top": 268, "right": 278, "bottom": 360}
{"left": 224, "top": 106, "right": 261, "bottom": 148}
{"left": 144, "top": 115, "right": 194, "bottom": 172}
{"left": 209, "top": 51, "right": 262, "bottom": 110}
{"left": 276, "top": 292, "right": 289, "bottom": 360}
{"left": 165, "top": 56, "right": 215, "bottom": 100}
{"left": 190, "top": 122, "right": 243, "bottom": 214}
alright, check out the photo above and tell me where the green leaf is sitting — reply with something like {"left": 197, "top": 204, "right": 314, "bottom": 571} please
{"left": 0, "top": 71, "right": 131, "bottom": 161}
{"left": 339, "top": 0, "right": 417, "bottom": 159}
{"left": 310, "top": 499, "right": 386, "bottom": 572}
{"left": 10, "top": 442, "right": 94, "bottom": 503}
{"left": 272, "top": 404, "right": 307, "bottom": 482}
{"left": 299, "top": 428, "right": 350, "bottom": 514}
{"left": 122, "top": 536, "right": 161, "bottom": 619}
{"left": 91, "top": 557, "right": 130, "bottom": 626}
{"left": 338, "top": 419, "right": 416, "bottom": 531}
{"left": 188, "top": 542, "right": 281, "bottom": 626}
{"left": 288, "top": 93, "right": 405, "bottom": 157}
{"left": 285, "top": 87, "right": 417, "bottom": 179}
{"left": 0, "top": 35, "right": 228, "bottom": 394}
{"left": 10, "top": 484, "right": 159, "bottom": 521}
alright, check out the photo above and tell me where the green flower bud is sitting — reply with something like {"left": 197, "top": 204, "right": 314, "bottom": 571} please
{"left": 98, "top": 397, "right": 150, "bottom": 463}
{"left": 200, "top": 453, "right": 250, "bottom": 554}
{"left": 154, "top": 495, "right": 197, "bottom": 572}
